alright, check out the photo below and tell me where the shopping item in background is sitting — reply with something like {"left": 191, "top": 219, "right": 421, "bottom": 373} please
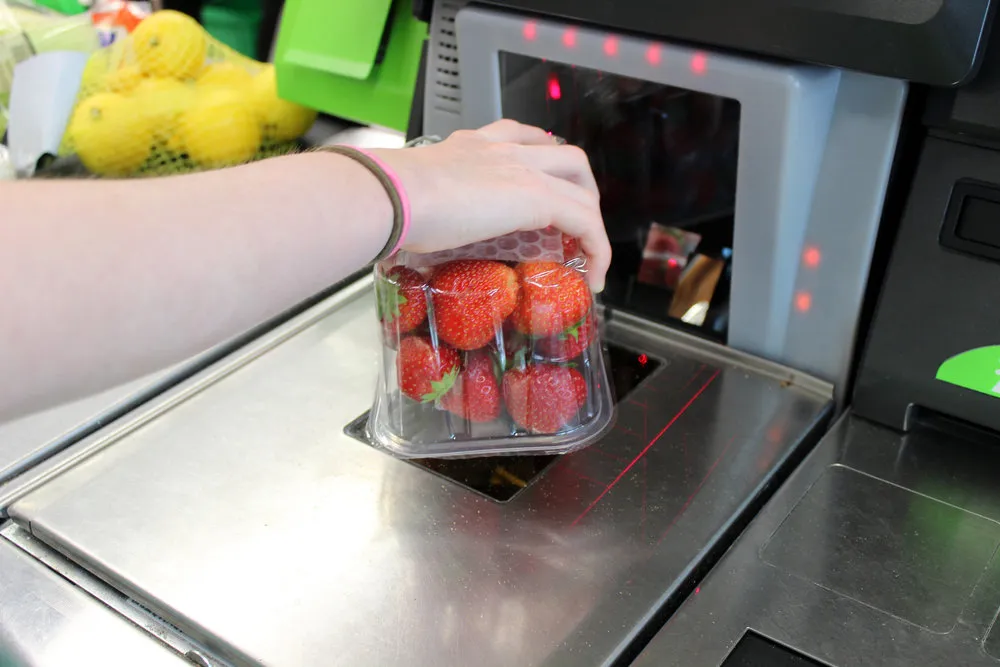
{"left": 636, "top": 223, "right": 702, "bottom": 290}
{"left": 6, "top": 50, "right": 86, "bottom": 175}
{"left": 0, "top": 0, "right": 100, "bottom": 136}
{"left": 89, "top": 0, "right": 147, "bottom": 47}
{"left": 0, "top": 142, "right": 14, "bottom": 178}
{"left": 61, "top": 9, "right": 317, "bottom": 177}
{"left": 368, "top": 136, "right": 613, "bottom": 460}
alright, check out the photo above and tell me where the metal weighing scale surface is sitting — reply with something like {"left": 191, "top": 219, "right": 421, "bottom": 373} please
{"left": 0, "top": 535, "right": 188, "bottom": 666}
{"left": 4, "top": 275, "right": 831, "bottom": 667}
{"left": 633, "top": 411, "right": 1000, "bottom": 667}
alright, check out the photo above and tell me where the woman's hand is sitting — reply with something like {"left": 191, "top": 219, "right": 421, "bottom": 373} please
{"left": 369, "top": 119, "right": 611, "bottom": 291}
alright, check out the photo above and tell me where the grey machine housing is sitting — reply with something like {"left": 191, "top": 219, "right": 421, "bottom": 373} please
{"left": 422, "top": 1, "right": 907, "bottom": 400}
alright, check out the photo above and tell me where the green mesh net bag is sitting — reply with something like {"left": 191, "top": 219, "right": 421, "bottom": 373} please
{"left": 62, "top": 9, "right": 317, "bottom": 178}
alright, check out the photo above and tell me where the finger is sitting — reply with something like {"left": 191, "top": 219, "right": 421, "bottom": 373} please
{"left": 477, "top": 119, "right": 559, "bottom": 146}
{"left": 531, "top": 175, "right": 611, "bottom": 291}
{"left": 514, "top": 144, "right": 600, "bottom": 198}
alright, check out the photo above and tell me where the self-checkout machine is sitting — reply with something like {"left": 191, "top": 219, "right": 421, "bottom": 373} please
{"left": 634, "top": 18, "right": 1000, "bottom": 667}
{"left": 0, "top": 0, "right": 963, "bottom": 665}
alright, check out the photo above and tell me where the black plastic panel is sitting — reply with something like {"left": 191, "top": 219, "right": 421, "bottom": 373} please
{"left": 853, "top": 137, "right": 1000, "bottom": 433}
{"left": 476, "top": 0, "right": 994, "bottom": 87}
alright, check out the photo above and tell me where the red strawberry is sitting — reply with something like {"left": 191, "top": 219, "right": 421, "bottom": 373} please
{"left": 441, "top": 350, "right": 502, "bottom": 423}
{"left": 429, "top": 260, "right": 520, "bottom": 350}
{"left": 397, "top": 335, "right": 460, "bottom": 403}
{"left": 535, "top": 311, "right": 596, "bottom": 362}
{"left": 502, "top": 363, "right": 588, "bottom": 434}
{"left": 509, "top": 261, "right": 591, "bottom": 337}
{"left": 562, "top": 235, "right": 582, "bottom": 262}
{"left": 377, "top": 266, "right": 427, "bottom": 340}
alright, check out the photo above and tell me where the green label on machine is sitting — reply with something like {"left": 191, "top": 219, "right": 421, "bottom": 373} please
{"left": 936, "top": 345, "right": 1000, "bottom": 399}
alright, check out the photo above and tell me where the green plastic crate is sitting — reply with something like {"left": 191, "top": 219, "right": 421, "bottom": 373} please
{"left": 273, "top": 0, "right": 426, "bottom": 132}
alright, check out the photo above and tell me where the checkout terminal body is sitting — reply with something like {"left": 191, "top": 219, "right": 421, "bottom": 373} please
{"left": 0, "top": 0, "right": 999, "bottom": 666}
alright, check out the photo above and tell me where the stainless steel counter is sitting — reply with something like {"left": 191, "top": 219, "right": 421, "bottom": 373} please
{"left": 0, "top": 527, "right": 186, "bottom": 666}
{"left": 633, "top": 411, "right": 1000, "bottom": 666}
{"left": 0, "top": 371, "right": 169, "bottom": 487}
{"left": 6, "top": 275, "right": 832, "bottom": 667}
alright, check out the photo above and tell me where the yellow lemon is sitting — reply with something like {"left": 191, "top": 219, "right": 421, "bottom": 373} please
{"left": 105, "top": 63, "right": 145, "bottom": 94}
{"left": 132, "top": 10, "right": 207, "bottom": 80}
{"left": 68, "top": 93, "right": 153, "bottom": 176}
{"left": 250, "top": 64, "right": 317, "bottom": 143}
{"left": 178, "top": 88, "right": 260, "bottom": 168}
{"left": 133, "top": 77, "right": 197, "bottom": 147}
{"left": 79, "top": 52, "right": 111, "bottom": 97}
{"left": 197, "top": 61, "right": 254, "bottom": 92}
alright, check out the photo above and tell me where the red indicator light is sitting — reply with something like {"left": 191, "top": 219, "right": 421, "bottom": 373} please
{"left": 523, "top": 21, "right": 537, "bottom": 41}
{"left": 638, "top": 354, "right": 648, "bottom": 366}
{"left": 695, "top": 587, "right": 701, "bottom": 595}
{"left": 667, "top": 257, "right": 678, "bottom": 268}
{"left": 645, "top": 44, "right": 662, "bottom": 65}
{"left": 794, "top": 291, "right": 812, "bottom": 313}
{"left": 603, "top": 37, "right": 619, "bottom": 56}
{"left": 803, "top": 246, "right": 821, "bottom": 269}
{"left": 547, "top": 75, "right": 562, "bottom": 100}
{"left": 562, "top": 28, "right": 577, "bottom": 48}
{"left": 691, "top": 52, "right": 707, "bottom": 75}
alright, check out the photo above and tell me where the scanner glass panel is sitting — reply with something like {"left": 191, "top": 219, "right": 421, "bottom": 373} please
{"left": 499, "top": 52, "right": 740, "bottom": 339}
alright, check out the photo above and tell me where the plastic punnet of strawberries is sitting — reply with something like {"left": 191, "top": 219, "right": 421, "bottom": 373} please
{"left": 367, "top": 228, "right": 614, "bottom": 459}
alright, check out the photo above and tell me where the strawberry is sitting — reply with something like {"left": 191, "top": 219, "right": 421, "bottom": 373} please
{"left": 535, "top": 311, "right": 596, "bottom": 362}
{"left": 396, "top": 335, "right": 460, "bottom": 403}
{"left": 377, "top": 266, "right": 427, "bottom": 340}
{"left": 509, "top": 261, "right": 591, "bottom": 337}
{"left": 441, "top": 350, "right": 502, "bottom": 423}
{"left": 503, "top": 363, "right": 589, "bottom": 434}
{"left": 562, "top": 234, "right": 582, "bottom": 262}
{"left": 429, "top": 260, "right": 520, "bottom": 350}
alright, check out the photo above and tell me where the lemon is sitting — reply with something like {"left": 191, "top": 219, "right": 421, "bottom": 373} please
{"left": 68, "top": 93, "right": 153, "bottom": 176}
{"left": 197, "top": 62, "right": 254, "bottom": 92}
{"left": 178, "top": 89, "right": 260, "bottom": 168}
{"left": 105, "top": 64, "right": 145, "bottom": 94}
{"left": 250, "top": 65, "right": 317, "bottom": 143}
{"left": 134, "top": 78, "right": 197, "bottom": 147}
{"left": 132, "top": 10, "right": 207, "bottom": 80}
{"left": 79, "top": 52, "right": 111, "bottom": 97}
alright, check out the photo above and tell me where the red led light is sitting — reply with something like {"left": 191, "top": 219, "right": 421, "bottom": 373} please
{"left": 523, "top": 21, "right": 537, "bottom": 41}
{"left": 794, "top": 291, "right": 812, "bottom": 313}
{"left": 645, "top": 44, "right": 662, "bottom": 65}
{"left": 691, "top": 52, "right": 707, "bottom": 75}
{"left": 695, "top": 586, "right": 701, "bottom": 595}
{"left": 803, "top": 246, "right": 821, "bottom": 269}
{"left": 603, "top": 37, "right": 619, "bottom": 56}
{"left": 562, "top": 28, "right": 577, "bottom": 48}
{"left": 638, "top": 354, "right": 648, "bottom": 366}
{"left": 667, "top": 257, "right": 678, "bottom": 268}
{"left": 547, "top": 75, "right": 562, "bottom": 100}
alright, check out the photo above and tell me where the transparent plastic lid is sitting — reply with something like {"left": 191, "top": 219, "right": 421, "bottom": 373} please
{"left": 367, "top": 142, "right": 613, "bottom": 458}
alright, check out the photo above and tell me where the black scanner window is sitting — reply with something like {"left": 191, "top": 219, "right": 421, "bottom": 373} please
{"left": 498, "top": 53, "right": 740, "bottom": 340}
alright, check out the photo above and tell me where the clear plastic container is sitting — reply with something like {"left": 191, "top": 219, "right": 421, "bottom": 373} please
{"left": 368, "top": 235, "right": 614, "bottom": 459}
{"left": 367, "top": 174, "right": 614, "bottom": 459}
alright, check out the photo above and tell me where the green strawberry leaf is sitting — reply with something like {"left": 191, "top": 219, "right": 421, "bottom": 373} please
{"left": 375, "top": 276, "right": 407, "bottom": 323}
{"left": 421, "top": 366, "right": 459, "bottom": 403}
{"left": 511, "top": 346, "right": 529, "bottom": 370}
{"left": 557, "top": 313, "right": 589, "bottom": 342}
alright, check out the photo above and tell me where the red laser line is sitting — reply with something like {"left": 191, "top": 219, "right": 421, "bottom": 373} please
{"left": 656, "top": 435, "right": 736, "bottom": 545}
{"left": 571, "top": 369, "right": 721, "bottom": 527}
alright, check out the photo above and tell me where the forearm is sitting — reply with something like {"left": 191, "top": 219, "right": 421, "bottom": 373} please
{"left": 0, "top": 152, "right": 392, "bottom": 419}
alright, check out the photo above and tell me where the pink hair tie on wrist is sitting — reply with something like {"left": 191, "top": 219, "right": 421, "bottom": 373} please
{"left": 314, "top": 144, "right": 411, "bottom": 261}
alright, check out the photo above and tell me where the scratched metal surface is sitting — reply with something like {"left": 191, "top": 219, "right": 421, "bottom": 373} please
{"left": 635, "top": 412, "right": 1000, "bottom": 667}
{"left": 8, "top": 281, "right": 832, "bottom": 667}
